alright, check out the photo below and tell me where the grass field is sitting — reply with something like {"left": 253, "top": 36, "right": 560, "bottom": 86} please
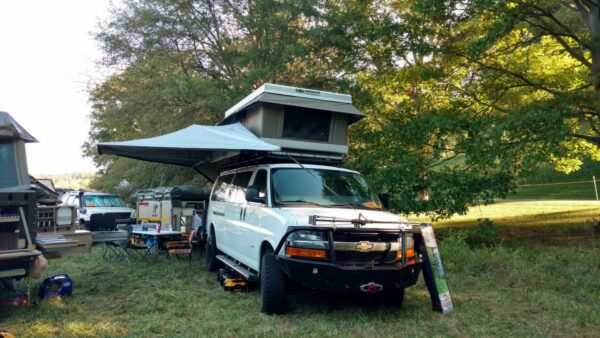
{"left": 507, "top": 161, "right": 600, "bottom": 200}
{"left": 506, "top": 182, "right": 598, "bottom": 200}
{"left": 1, "top": 201, "right": 600, "bottom": 337}
{"left": 415, "top": 201, "right": 600, "bottom": 242}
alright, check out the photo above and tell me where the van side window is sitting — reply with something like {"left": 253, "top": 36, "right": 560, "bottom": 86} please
{"left": 253, "top": 170, "right": 268, "bottom": 200}
{"left": 231, "top": 171, "right": 253, "bottom": 204}
{"left": 211, "top": 174, "right": 235, "bottom": 202}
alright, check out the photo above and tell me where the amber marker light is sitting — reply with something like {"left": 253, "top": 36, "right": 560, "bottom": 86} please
{"left": 396, "top": 248, "right": 415, "bottom": 261}
{"left": 285, "top": 247, "right": 327, "bottom": 260}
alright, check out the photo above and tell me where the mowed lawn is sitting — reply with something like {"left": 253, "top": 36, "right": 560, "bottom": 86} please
{"left": 506, "top": 183, "right": 598, "bottom": 200}
{"left": 1, "top": 201, "right": 599, "bottom": 337}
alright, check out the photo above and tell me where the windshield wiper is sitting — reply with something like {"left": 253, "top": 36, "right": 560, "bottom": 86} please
{"left": 278, "top": 199, "right": 332, "bottom": 208}
{"left": 327, "top": 202, "right": 356, "bottom": 209}
{"left": 327, "top": 202, "right": 381, "bottom": 210}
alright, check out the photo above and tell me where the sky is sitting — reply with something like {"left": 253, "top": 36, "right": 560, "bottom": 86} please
{"left": 0, "top": 1, "right": 116, "bottom": 175}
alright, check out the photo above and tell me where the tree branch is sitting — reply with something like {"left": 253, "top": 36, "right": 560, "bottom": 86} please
{"left": 571, "top": 132, "right": 600, "bottom": 144}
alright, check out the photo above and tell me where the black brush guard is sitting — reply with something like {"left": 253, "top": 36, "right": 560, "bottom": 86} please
{"left": 272, "top": 224, "right": 427, "bottom": 294}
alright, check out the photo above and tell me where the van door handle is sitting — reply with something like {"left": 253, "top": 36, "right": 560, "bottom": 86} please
{"left": 239, "top": 208, "right": 244, "bottom": 220}
{"left": 213, "top": 211, "right": 225, "bottom": 217}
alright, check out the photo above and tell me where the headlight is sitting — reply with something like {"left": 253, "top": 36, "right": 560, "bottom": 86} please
{"left": 57, "top": 207, "right": 74, "bottom": 226}
{"left": 286, "top": 230, "right": 328, "bottom": 249}
{"left": 285, "top": 230, "right": 328, "bottom": 260}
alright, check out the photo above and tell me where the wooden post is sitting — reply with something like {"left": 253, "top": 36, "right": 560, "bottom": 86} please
{"left": 594, "top": 176, "right": 599, "bottom": 201}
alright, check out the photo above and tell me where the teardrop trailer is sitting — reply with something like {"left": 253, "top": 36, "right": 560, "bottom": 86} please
{"left": 98, "top": 84, "right": 453, "bottom": 314}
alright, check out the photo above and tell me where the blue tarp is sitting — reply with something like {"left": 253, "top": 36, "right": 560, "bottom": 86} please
{"left": 97, "top": 123, "right": 281, "bottom": 180}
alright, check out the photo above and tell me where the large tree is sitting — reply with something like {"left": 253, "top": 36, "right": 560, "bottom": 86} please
{"left": 87, "top": 0, "right": 600, "bottom": 217}
{"left": 86, "top": 0, "right": 338, "bottom": 194}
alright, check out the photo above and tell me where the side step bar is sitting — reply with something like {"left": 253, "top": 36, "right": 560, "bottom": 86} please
{"left": 216, "top": 255, "right": 258, "bottom": 282}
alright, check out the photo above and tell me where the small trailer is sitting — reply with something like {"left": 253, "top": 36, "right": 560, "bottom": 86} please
{"left": 31, "top": 177, "right": 92, "bottom": 258}
{"left": 135, "top": 186, "right": 209, "bottom": 234}
{"left": 0, "top": 112, "right": 42, "bottom": 300}
{"left": 0, "top": 112, "right": 92, "bottom": 302}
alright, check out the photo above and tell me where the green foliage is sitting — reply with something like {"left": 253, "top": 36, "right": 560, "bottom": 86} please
{"left": 87, "top": 0, "right": 341, "bottom": 197}
{"left": 474, "top": 217, "right": 498, "bottom": 246}
{"left": 88, "top": 0, "right": 600, "bottom": 217}
{"left": 36, "top": 172, "right": 94, "bottom": 190}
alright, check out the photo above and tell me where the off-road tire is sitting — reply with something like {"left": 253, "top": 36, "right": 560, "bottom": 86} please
{"left": 204, "top": 229, "right": 222, "bottom": 272}
{"left": 260, "top": 249, "right": 288, "bottom": 314}
{"left": 0, "top": 278, "right": 16, "bottom": 291}
{"left": 383, "top": 288, "right": 405, "bottom": 307}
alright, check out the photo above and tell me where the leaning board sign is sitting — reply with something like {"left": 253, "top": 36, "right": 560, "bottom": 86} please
{"left": 420, "top": 225, "right": 453, "bottom": 314}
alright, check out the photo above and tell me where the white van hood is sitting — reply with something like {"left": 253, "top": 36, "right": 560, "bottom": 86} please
{"left": 280, "top": 207, "right": 412, "bottom": 229}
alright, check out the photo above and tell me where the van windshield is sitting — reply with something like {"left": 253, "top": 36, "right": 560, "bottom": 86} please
{"left": 82, "top": 195, "right": 126, "bottom": 207}
{"left": 271, "top": 168, "right": 382, "bottom": 209}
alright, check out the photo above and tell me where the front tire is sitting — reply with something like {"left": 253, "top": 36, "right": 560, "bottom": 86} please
{"left": 383, "top": 288, "right": 405, "bottom": 307}
{"left": 260, "top": 249, "right": 288, "bottom": 314}
{"left": 204, "top": 229, "right": 222, "bottom": 272}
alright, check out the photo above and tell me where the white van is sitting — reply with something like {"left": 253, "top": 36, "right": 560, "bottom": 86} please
{"left": 205, "top": 163, "right": 423, "bottom": 314}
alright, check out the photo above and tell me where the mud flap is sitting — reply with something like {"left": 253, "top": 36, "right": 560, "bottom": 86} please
{"left": 419, "top": 225, "right": 453, "bottom": 314}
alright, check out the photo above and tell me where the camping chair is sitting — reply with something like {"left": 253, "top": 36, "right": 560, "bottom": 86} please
{"left": 104, "top": 224, "right": 148, "bottom": 265}
{"left": 164, "top": 230, "right": 195, "bottom": 266}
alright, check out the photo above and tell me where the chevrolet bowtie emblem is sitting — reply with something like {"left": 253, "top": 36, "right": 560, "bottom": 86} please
{"left": 355, "top": 241, "right": 374, "bottom": 252}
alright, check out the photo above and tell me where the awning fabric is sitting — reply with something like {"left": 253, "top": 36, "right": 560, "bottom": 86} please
{"left": 97, "top": 123, "right": 281, "bottom": 180}
{"left": 0, "top": 111, "right": 38, "bottom": 142}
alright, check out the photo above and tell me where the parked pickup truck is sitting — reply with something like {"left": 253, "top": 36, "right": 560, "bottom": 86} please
{"left": 60, "top": 191, "right": 134, "bottom": 232}
{"left": 204, "top": 163, "right": 424, "bottom": 314}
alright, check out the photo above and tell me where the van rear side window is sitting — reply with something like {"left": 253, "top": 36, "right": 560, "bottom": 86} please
{"left": 231, "top": 171, "right": 253, "bottom": 204}
{"left": 211, "top": 174, "right": 235, "bottom": 202}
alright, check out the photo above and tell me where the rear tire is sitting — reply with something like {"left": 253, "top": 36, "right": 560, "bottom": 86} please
{"left": 204, "top": 229, "right": 222, "bottom": 272}
{"left": 260, "top": 249, "right": 288, "bottom": 314}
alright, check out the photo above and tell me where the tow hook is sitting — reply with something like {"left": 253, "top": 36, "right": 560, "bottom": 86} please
{"left": 360, "top": 282, "right": 384, "bottom": 294}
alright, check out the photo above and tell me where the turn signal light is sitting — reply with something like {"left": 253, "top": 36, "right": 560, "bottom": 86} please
{"left": 285, "top": 247, "right": 327, "bottom": 260}
{"left": 396, "top": 248, "right": 415, "bottom": 261}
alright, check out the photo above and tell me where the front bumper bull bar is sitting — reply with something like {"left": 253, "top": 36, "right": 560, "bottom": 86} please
{"left": 272, "top": 223, "right": 454, "bottom": 313}
{"left": 273, "top": 224, "right": 427, "bottom": 294}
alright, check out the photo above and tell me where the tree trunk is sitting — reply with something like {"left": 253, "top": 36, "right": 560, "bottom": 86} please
{"left": 588, "top": 3, "right": 600, "bottom": 102}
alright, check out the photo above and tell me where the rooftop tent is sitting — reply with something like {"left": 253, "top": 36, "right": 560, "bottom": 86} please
{"left": 220, "top": 84, "right": 365, "bottom": 125}
{"left": 0, "top": 112, "right": 36, "bottom": 190}
{"left": 0, "top": 111, "right": 39, "bottom": 143}
{"left": 97, "top": 123, "right": 281, "bottom": 181}
{"left": 217, "top": 84, "right": 365, "bottom": 155}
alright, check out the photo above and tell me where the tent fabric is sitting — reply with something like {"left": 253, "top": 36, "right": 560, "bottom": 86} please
{"left": 218, "top": 92, "right": 365, "bottom": 126}
{"left": 0, "top": 111, "right": 38, "bottom": 142}
{"left": 97, "top": 123, "right": 281, "bottom": 168}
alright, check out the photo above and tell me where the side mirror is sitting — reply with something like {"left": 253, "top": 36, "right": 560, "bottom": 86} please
{"left": 378, "top": 193, "right": 390, "bottom": 209}
{"left": 78, "top": 206, "right": 87, "bottom": 214}
{"left": 245, "top": 185, "right": 265, "bottom": 204}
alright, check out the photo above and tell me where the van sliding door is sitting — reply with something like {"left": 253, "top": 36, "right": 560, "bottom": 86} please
{"left": 225, "top": 171, "right": 253, "bottom": 266}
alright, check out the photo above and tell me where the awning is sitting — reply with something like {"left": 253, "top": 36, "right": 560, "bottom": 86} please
{"left": 97, "top": 123, "right": 281, "bottom": 181}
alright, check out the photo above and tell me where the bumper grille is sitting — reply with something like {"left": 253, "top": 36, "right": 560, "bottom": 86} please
{"left": 89, "top": 212, "right": 131, "bottom": 231}
{"left": 332, "top": 232, "right": 404, "bottom": 265}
